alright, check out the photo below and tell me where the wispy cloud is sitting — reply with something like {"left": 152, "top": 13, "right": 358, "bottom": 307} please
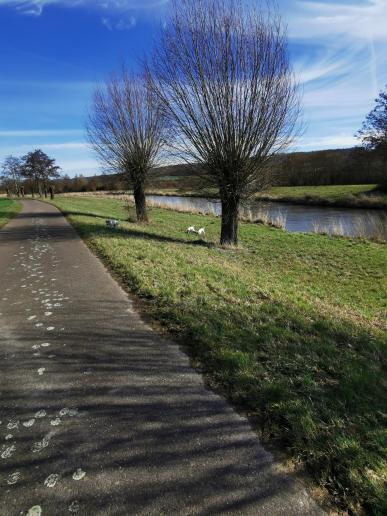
{"left": 101, "top": 15, "right": 137, "bottom": 31}
{"left": 0, "top": 0, "right": 170, "bottom": 15}
{"left": 287, "top": 0, "right": 387, "bottom": 42}
{"left": 0, "top": 129, "right": 84, "bottom": 137}
{"left": 281, "top": 0, "right": 387, "bottom": 151}
{"left": 295, "top": 134, "right": 358, "bottom": 151}
{"left": 0, "top": 0, "right": 169, "bottom": 30}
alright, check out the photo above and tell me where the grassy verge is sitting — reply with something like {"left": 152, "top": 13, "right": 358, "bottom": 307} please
{"left": 51, "top": 196, "right": 386, "bottom": 514}
{"left": 255, "top": 185, "right": 387, "bottom": 209}
{"left": 0, "top": 198, "right": 21, "bottom": 228}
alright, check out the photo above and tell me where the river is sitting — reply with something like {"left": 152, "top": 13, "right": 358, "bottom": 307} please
{"left": 145, "top": 194, "right": 387, "bottom": 240}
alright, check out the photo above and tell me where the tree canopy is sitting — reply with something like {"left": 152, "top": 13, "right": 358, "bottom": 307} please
{"left": 21, "top": 149, "right": 61, "bottom": 196}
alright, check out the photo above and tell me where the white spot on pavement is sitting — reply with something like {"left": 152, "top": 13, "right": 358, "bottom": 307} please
{"left": 46, "top": 327, "right": 55, "bottom": 331}
{"left": 37, "top": 368, "right": 46, "bottom": 376}
{"left": 44, "top": 473, "right": 60, "bottom": 488}
{"left": 7, "top": 421, "right": 19, "bottom": 430}
{"left": 23, "top": 419, "right": 36, "bottom": 428}
{"left": 68, "top": 501, "right": 80, "bottom": 513}
{"left": 35, "top": 410, "right": 46, "bottom": 419}
{"left": 44, "top": 312, "right": 52, "bottom": 317}
{"left": 35, "top": 323, "right": 43, "bottom": 327}
{"left": 41, "top": 343, "right": 51, "bottom": 348}
{"left": 7, "top": 471, "right": 21, "bottom": 485}
{"left": 5, "top": 434, "right": 13, "bottom": 440}
{"left": 1, "top": 444, "right": 15, "bottom": 458}
{"left": 72, "top": 469, "right": 86, "bottom": 481}
{"left": 50, "top": 418, "right": 61, "bottom": 426}
{"left": 28, "top": 315, "right": 37, "bottom": 321}
{"left": 31, "top": 432, "right": 54, "bottom": 453}
{"left": 27, "top": 506, "right": 42, "bottom": 516}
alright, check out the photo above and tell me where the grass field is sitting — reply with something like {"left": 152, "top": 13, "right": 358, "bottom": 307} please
{"left": 0, "top": 198, "right": 20, "bottom": 227}
{"left": 256, "top": 185, "right": 387, "bottom": 208}
{"left": 50, "top": 196, "right": 386, "bottom": 514}
{"left": 261, "top": 184, "right": 383, "bottom": 199}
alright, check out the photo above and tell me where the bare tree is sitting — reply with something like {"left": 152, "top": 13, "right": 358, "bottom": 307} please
{"left": 356, "top": 85, "right": 387, "bottom": 187}
{"left": 1, "top": 156, "right": 23, "bottom": 197}
{"left": 87, "top": 70, "right": 166, "bottom": 222}
{"left": 149, "top": 0, "right": 300, "bottom": 245}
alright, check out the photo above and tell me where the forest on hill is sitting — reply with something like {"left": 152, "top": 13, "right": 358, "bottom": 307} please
{"left": 54, "top": 147, "right": 385, "bottom": 194}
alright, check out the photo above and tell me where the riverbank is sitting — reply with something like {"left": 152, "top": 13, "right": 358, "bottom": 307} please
{"left": 0, "top": 198, "right": 20, "bottom": 227}
{"left": 57, "top": 184, "right": 387, "bottom": 209}
{"left": 55, "top": 190, "right": 387, "bottom": 241}
{"left": 147, "top": 184, "right": 387, "bottom": 209}
{"left": 49, "top": 196, "right": 387, "bottom": 515}
{"left": 255, "top": 184, "right": 387, "bottom": 209}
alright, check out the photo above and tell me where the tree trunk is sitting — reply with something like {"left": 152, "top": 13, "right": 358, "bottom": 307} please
{"left": 133, "top": 183, "right": 148, "bottom": 222}
{"left": 220, "top": 194, "right": 239, "bottom": 246}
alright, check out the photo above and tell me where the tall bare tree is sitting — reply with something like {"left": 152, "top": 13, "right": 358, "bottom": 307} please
{"left": 87, "top": 70, "right": 166, "bottom": 222}
{"left": 1, "top": 156, "right": 23, "bottom": 197}
{"left": 149, "top": 0, "right": 300, "bottom": 244}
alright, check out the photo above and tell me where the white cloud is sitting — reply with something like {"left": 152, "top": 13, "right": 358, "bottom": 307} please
{"left": 294, "top": 134, "right": 358, "bottom": 151}
{"left": 288, "top": 0, "right": 387, "bottom": 42}
{"left": 0, "top": 129, "right": 84, "bottom": 137}
{"left": 56, "top": 158, "right": 99, "bottom": 175}
{"left": 102, "top": 15, "right": 136, "bottom": 30}
{"left": 0, "top": 0, "right": 169, "bottom": 15}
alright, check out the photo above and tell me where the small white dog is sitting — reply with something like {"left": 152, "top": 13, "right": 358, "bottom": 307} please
{"left": 198, "top": 227, "right": 205, "bottom": 238}
{"left": 186, "top": 226, "right": 197, "bottom": 233}
{"left": 106, "top": 219, "right": 119, "bottom": 229}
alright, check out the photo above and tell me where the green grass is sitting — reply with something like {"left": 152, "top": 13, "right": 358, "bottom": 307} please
{"left": 0, "top": 198, "right": 20, "bottom": 227}
{"left": 51, "top": 196, "right": 386, "bottom": 514}
{"left": 263, "top": 184, "right": 381, "bottom": 199}
{"left": 256, "top": 185, "right": 387, "bottom": 208}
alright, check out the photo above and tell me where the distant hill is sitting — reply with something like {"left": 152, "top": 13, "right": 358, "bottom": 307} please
{"left": 54, "top": 147, "right": 385, "bottom": 194}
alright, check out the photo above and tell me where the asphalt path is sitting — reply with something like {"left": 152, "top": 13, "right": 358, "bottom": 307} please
{"left": 0, "top": 200, "right": 324, "bottom": 515}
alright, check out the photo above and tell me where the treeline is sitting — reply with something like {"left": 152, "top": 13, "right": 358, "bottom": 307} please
{"left": 273, "top": 147, "right": 385, "bottom": 186}
{"left": 50, "top": 147, "right": 385, "bottom": 194}
{"left": 1, "top": 149, "right": 60, "bottom": 197}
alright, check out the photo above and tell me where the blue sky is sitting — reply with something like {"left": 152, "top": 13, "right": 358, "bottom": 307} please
{"left": 0, "top": 0, "right": 386, "bottom": 177}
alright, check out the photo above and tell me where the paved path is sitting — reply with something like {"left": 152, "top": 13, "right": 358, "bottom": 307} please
{"left": 0, "top": 201, "right": 324, "bottom": 516}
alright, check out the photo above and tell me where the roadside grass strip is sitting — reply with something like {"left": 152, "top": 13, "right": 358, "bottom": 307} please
{"left": 51, "top": 196, "right": 387, "bottom": 514}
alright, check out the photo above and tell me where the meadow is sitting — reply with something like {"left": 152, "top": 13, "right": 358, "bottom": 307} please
{"left": 0, "top": 198, "right": 20, "bottom": 227}
{"left": 255, "top": 184, "right": 387, "bottom": 208}
{"left": 49, "top": 196, "right": 387, "bottom": 514}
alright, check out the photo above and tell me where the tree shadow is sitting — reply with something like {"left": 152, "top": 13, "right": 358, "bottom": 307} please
{"left": 0, "top": 296, "right": 322, "bottom": 515}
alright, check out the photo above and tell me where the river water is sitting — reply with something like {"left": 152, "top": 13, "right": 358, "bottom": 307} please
{"left": 146, "top": 194, "right": 387, "bottom": 240}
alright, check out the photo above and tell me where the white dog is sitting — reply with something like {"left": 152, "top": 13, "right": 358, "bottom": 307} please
{"left": 106, "top": 219, "right": 119, "bottom": 229}
{"left": 198, "top": 227, "right": 205, "bottom": 238}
